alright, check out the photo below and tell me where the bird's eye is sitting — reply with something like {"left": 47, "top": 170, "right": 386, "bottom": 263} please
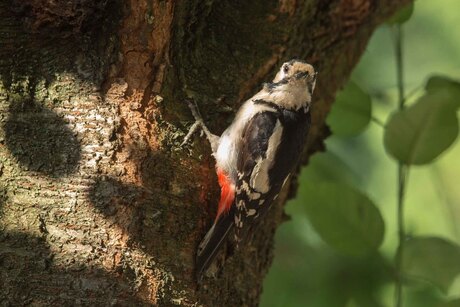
{"left": 283, "top": 65, "right": 289, "bottom": 73}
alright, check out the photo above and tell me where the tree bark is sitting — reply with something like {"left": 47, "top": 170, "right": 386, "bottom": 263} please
{"left": 0, "top": 0, "right": 411, "bottom": 306}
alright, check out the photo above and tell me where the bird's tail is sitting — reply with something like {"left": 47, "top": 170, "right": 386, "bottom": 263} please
{"left": 196, "top": 207, "right": 235, "bottom": 279}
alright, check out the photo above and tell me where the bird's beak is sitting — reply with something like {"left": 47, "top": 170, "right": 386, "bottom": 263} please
{"left": 313, "top": 72, "right": 318, "bottom": 81}
{"left": 311, "top": 73, "right": 318, "bottom": 92}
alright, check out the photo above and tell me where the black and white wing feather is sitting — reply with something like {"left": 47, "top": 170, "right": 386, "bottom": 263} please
{"left": 234, "top": 106, "right": 310, "bottom": 241}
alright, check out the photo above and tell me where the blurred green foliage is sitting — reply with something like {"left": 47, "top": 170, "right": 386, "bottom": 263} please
{"left": 303, "top": 182, "right": 384, "bottom": 257}
{"left": 403, "top": 237, "right": 460, "bottom": 293}
{"left": 261, "top": 1, "right": 460, "bottom": 306}
{"left": 326, "top": 82, "right": 372, "bottom": 137}
{"left": 384, "top": 90, "right": 458, "bottom": 165}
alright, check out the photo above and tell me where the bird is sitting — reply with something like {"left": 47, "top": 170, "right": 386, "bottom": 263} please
{"left": 183, "top": 59, "right": 317, "bottom": 278}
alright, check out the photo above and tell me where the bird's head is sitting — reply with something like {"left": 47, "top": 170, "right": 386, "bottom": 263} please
{"left": 273, "top": 59, "right": 317, "bottom": 95}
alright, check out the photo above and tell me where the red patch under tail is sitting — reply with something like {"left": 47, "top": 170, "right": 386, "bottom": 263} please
{"left": 215, "top": 168, "right": 235, "bottom": 222}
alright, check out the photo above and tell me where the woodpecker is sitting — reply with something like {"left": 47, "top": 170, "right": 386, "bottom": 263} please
{"left": 183, "top": 59, "right": 317, "bottom": 278}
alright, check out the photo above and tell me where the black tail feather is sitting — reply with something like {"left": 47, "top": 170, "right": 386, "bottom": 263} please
{"left": 196, "top": 208, "right": 235, "bottom": 279}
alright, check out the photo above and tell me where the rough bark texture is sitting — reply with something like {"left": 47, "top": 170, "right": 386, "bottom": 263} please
{"left": 0, "top": 0, "right": 411, "bottom": 306}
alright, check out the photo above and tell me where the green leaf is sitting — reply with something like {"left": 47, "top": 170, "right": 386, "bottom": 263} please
{"left": 426, "top": 76, "right": 460, "bottom": 93}
{"left": 303, "top": 183, "right": 384, "bottom": 257}
{"left": 384, "top": 91, "right": 459, "bottom": 165}
{"left": 300, "top": 151, "right": 361, "bottom": 185}
{"left": 403, "top": 237, "right": 460, "bottom": 293}
{"left": 437, "top": 299, "right": 460, "bottom": 307}
{"left": 345, "top": 299, "right": 359, "bottom": 307}
{"left": 387, "top": 3, "right": 414, "bottom": 25}
{"left": 327, "top": 81, "right": 372, "bottom": 137}
{"left": 426, "top": 75, "right": 460, "bottom": 109}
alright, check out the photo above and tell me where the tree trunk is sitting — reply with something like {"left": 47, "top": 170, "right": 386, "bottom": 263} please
{"left": 0, "top": 0, "right": 410, "bottom": 306}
